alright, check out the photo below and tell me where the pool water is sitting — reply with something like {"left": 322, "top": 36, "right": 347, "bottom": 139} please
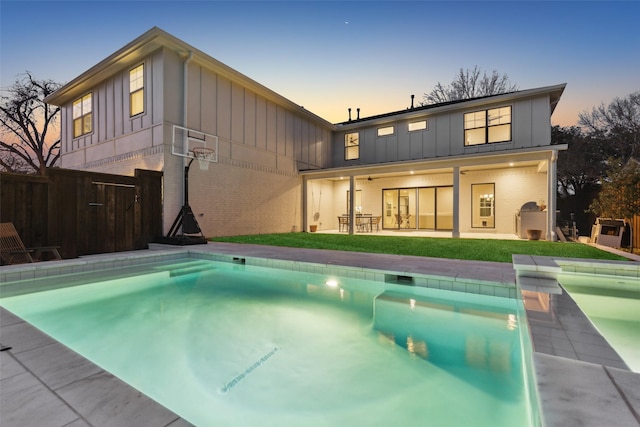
{"left": 1, "top": 258, "right": 539, "bottom": 426}
{"left": 560, "top": 274, "right": 640, "bottom": 372}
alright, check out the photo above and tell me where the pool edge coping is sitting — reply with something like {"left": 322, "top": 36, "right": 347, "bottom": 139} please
{"left": 2, "top": 245, "right": 639, "bottom": 427}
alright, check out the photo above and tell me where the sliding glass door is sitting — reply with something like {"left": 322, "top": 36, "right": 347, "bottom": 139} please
{"left": 383, "top": 189, "right": 399, "bottom": 229}
{"left": 385, "top": 186, "right": 452, "bottom": 230}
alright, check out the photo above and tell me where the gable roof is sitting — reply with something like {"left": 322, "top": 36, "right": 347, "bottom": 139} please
{"left": 45, "top": 27, "right": 565, "bottom": 130}
{"left": 44, "top": 27, "right": 334, "bottom": 127}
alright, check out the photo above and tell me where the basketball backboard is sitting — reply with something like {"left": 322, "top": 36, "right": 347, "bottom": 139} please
{"left": 171, "top": 125, "right": 218, "bottom": 163}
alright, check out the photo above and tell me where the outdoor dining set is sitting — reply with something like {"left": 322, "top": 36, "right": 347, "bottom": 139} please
{"left": 337, "top": 214, "right": 382, "bottom": 233}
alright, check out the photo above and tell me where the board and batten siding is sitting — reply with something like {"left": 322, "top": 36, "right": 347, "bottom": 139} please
{"left": 331, "top": 93, "right": 553, "bottom": 167}
{"left": 60, "top": 49, "right": 164, "bottom": 170}
{"left": 174, "top": 55, "right": 332, "bottom": 172}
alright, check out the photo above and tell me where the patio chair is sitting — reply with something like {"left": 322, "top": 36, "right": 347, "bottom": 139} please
{"left": 370, "top": 216, "right": 381, "bottom": 232}
{"left": 355, "top": 216, "right": 370, "bottom": 233}
{"left": 0, "top": 222, "right": 61, "bottom": 265}
{"left": 338, "top": 216, "right": 349, "bottom": 232}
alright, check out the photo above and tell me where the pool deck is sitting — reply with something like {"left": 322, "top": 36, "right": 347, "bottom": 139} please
{"left": 1, "top": 242, "right": 639, "bottom": 427}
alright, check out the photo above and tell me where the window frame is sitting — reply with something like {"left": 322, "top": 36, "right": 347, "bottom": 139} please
{"left": 344, "top": 132, "right": 360, "bottom": 160}
{"left": 377, "top": 126, "right": 394, "bottom": 137}
{"left": 408, "top": 120, "right": 427, "bottom": 132}
{"left": 72, "top": 93, "right": 92, "bottom": 138}
{"left": 129, "top": 63, "right": 145, "bottom": 117}
{"left": 464, "top": 106, "right": 511, "bottom": 146}
{"left": 471, "top": 183, "right": 495, "bottom": 229}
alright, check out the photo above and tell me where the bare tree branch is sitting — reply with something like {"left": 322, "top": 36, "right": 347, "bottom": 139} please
{"left": 0, "top": 72, "right": 61, "bottom": 175}
{"left": 423, "top": 66, "right": 518, "bottom": 105}
{"left": 578, "top": 91, "right": 640, "bottom": 164}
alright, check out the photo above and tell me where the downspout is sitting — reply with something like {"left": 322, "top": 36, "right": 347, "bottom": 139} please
{"left": 183, "top": 51, "right": 193, "bottom": 128}
{"left": 181, "top": 51, "right": 194, "bottom": 207}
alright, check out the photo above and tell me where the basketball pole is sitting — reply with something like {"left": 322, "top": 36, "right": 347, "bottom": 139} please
{"left": 164, "top": 156, "right": 207, "bottom": 244}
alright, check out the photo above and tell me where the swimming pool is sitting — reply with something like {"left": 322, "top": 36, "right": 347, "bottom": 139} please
{"left": 559, "top": 273, "right": 640, "bottom": 373}
{"left": 0, "top": 255, "right": 541, "bottom": 426}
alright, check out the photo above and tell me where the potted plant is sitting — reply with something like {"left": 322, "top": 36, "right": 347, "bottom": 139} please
{"left": 309, "top": 212, "right": 320, "bottom": 232}
{"left": 526, "top": 229, "right": 542, "bottom": 240}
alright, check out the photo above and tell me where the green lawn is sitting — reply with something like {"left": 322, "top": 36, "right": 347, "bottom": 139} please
{"left": 211, "top": 233, "right": 628, "bottom": 263}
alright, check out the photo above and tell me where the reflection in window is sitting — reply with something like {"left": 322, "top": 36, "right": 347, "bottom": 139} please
{"left": 464, "top": 106, "right": 511, "bottom": 146}
{"left": 472, "top": 183, "right": 495, "bottom": 228}
{"left": 73, "top": 93, "right": 92, "bottom": 137}
{"left": 345, "top": 132, "right": 359, "bottom": 160}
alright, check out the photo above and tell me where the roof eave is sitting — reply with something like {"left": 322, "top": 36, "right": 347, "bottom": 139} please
{"left": 335, "top": 83, "right": 568, "bottom": 129}
{"left": 44, "top": 27, "right": 335, "bottom": 129}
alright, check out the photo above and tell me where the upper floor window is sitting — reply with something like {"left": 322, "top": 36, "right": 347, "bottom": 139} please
{"left": 129, "top": 64, "right": 144, "bottom": 116}
{"left": 377, "top": 126, "right": 394, "bottom": 137}
{"left": 345, "top": 132, "right": 359, "bottom": 160}
{"left": 408, "top": 120, "right": 427, "bottom": 132}
{"left": 73, "top": 93, "right": 92, "bottom": 137}
{"left": 464, "top": 106, "right": 511, "bottom": 146}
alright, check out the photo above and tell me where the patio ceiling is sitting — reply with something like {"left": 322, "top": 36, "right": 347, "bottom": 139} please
{"left": 301, "top": 145, "right": 566, "bottom": 181}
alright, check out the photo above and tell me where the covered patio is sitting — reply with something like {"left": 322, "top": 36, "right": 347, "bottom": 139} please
{"left": 301, "top": 147, "right": 560, "bottom": 240}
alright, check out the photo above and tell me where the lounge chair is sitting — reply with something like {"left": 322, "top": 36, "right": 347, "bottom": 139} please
{"left": 0, "top": 222, "right": 61, "bottom": 265}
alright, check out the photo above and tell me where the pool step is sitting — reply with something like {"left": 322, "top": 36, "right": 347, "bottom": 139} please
{"left": 152, "top": 261, "right": 215, "bottom": 277}
{"left": 170, "top": 265, "right": 214, "bottom": 277}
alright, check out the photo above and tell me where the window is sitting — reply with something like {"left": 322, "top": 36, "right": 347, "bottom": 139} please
{"left": 377, "top": 126, "right": 394, "bottom": 137}
{"left": 345, "top": 132, "right": 359, "bottom": 160}
{"left": 129, "top": 64, "right": 144, "bottom": 116}
{"left": 408, "top": 120, "right": 427, "bottom": 132}
{"left": 464, "top": 106, "right": 511, "bottom": 146}
{"left": 72, "top": 93, "right": 92, "bottom": 137}
{"left": 346, "top": 190, "right": 362, "bottom": 214}
{"left": 471, "top": 183, "right": 495, "bottom": 228}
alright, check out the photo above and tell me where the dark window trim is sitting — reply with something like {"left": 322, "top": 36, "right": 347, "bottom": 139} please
{"left": 470, "top": 182, "right": 496, "bottom": 229}
{"left": 344, "top": 132, "right": 360, "bottom": 160}
{"left": 464, "top": 106, "right": 512, "bottom": 146}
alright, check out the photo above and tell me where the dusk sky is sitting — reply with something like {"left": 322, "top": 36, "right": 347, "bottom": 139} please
{"left": 1, "top": 1, "right": 638, "bottom": 126}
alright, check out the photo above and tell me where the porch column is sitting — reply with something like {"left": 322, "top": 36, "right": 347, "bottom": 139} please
{"left": 452, "top": 167, "right": 460, "bottom": 238}
{"left": 349, "top": 176, "right": 355, "bottom": 235}
{"left": 547, "top": 151, "right": 558, "bottom": 241}
{"left": 302, "top": 177, "right": 308, "bottom": 233}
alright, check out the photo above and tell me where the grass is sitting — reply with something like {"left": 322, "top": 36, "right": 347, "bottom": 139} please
{"left": 211, "top": 233, "right": 629, "bottom": 263}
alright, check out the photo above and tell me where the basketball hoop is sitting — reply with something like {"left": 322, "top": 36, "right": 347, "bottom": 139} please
{"left": 192, "top": 146, "right": 216, "bottom": 170}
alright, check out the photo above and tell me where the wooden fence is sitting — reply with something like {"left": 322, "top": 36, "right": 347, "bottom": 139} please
{"left": 632, "top": 215, "right": 640, "bottom": 253}
{"left": 1, "top": 168, "right": 163, "bottom": 260}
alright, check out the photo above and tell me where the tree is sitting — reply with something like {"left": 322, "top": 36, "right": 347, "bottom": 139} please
{"left": 554, "top": 125, "right": 607, "bottom": 196}
{"left": 423, "top": 66, "right": 518, "bottom": 105}
{"left": 0, "top": 72, "right": 62, "bottom": 175}
{"left": 554, "top": 125, "right": 606, "bottom": 235}
{"left": 589, "top": 158, "right": 640, "bottom": 251}
{"left": 579, "top": 91, "right": 640, "bottom": 166}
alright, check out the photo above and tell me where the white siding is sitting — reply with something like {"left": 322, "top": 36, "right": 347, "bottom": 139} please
{"left": 331, "top": 92, "right": 555, "bottom": 168}
{"left": 60, "top": 49, "right": 165, "bottom": 170}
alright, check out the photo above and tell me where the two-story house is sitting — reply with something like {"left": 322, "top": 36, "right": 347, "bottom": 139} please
{"left": 45, "top": 27, "right": 566, "bottom": 240}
